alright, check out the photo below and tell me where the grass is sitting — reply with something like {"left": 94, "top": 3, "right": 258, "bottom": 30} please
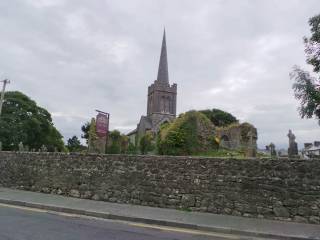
{"left": 193, "top": 149, "right": 272, "bottom": 159}
{"left": 192, "top": 149, "right": 246, "bottom": 158}
{"left": 179, "top": 207, "right": 192, "bottom": 212}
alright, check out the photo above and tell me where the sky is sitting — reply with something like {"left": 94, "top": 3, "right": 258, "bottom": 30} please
{"left": 0, "top": 0, "right": 319, "bottom": 149}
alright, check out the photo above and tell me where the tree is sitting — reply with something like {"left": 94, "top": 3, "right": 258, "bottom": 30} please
{"left": 81, "top": 122, "right": 90, "bottom": 144}
{"left": 200, "top": 108, "right": 238, "bottom": 127}
{"left": 120, "top": 135, "right": 129, "bottom": 153}
{"left": 291, "top": 14, "right": 320, "bottom": 123}
{"left": 127, "top": 142, "right": 137, "bottom": 154}
{"left": 0, "top": 91, "right": 65, "bottom": 151}
{"left": 108, "top": 130, "right": 121, "bottom": 153}
{"left": 82, "top": 120, "right": 129, "bottom": 154}
{"left": 139, "top": 132, "right": 155, "bottom": 154}
{"left": 88, "top": 118, "right": 98, "bottom": 153}
{"left": 107, "top": 130, "right": 130, "bottom": 154}
{"left": 291, "top": 67, "right": 320, "bottom": 120}
{"left": 67, "top": 135, "right": 84, "bottom": 152}
{"left": 304, "top": 14, "right": 320, "bottom": 73}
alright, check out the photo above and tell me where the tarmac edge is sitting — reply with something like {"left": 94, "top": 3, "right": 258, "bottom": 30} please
{"left": 0, "top": 198, "right": 315, "bottom": 240}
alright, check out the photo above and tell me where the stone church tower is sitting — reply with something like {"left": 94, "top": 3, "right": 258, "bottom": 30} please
{"left": 128, "top": 30, "right": 177, "bottom": 143}
{"left": 147, "top": 30, "right": 177, "bottom": 128}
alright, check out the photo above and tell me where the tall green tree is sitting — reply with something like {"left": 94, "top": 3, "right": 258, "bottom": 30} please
{"left": 304, "top": 14, "right": 320, "bottom": 73}
{"left": 291, "top": 68, "right": 320, "bottom": 120}
{"left": 88, "top": 118, "right": 98, "bottom": 152}
{"left": 81, "top": 121, "right": 90, "bottom": 144}
{"left": 291, "top": 14, "right": 320, "bottom": 123}
{"left": 0, "top": 91, "right": 65, "bottom": 151}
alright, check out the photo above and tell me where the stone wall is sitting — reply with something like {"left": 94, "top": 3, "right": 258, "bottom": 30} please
{"left": 216, "top": 123, "right": 257, "bottom": 151}
{"left": 0, "top": 151, "right": 319, "bottom": 224}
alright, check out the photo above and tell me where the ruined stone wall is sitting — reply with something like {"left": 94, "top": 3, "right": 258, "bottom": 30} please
{"left": 0, "top": 151, "right": 319, "bottom": 224}
{"left": 216, "top": 123, "right": 257, "bottom": 150}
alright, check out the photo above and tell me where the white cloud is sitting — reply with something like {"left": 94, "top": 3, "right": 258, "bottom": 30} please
{"left": 26, "top": 0, "right": 65, "bottom": 8}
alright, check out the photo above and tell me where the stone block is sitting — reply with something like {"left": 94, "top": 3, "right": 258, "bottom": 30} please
{"left": 309, "top": 216, "right": 320, "bottom": 224}
{"left": 273, "top": 207, "right": 290, "bottom": 218}
{"left": 181, "top": 194, "right": 195, "bottom": 208}
{"left": 69, "top": 189, "right": 80, "bottom": 198}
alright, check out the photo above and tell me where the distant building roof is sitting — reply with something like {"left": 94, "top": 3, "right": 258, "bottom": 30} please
{"left": 306, "top": 146, "right": 320, "bottom": 151}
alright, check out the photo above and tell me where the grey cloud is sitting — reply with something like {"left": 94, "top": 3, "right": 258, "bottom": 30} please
{"left": 1, "top": 0, "right": 319, "bottom": 149}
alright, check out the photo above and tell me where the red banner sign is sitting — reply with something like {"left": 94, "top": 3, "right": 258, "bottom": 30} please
{"left": 96, "top": 113, "right": 109, "bottom": 137}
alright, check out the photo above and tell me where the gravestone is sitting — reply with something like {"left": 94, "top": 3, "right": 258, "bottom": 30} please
{"left": 18, "top": 142, "right": 24, "bottom": 152}
{"left": 269, "top": 143, "right": 277, "bottom": 157}
{"left": 245, "top": 130, "right": 257, "bottom": 157}
{"left": 287, "top": 129, "right": 298, "bottom": 157}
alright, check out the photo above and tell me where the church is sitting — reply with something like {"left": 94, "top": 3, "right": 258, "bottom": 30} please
{"left": 128, "top": 30, "right": 177, "bottom": 145}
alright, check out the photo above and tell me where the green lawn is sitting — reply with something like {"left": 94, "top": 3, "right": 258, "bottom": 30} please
{"left": 193, "top": 149, "right": 268, "bottom": 158}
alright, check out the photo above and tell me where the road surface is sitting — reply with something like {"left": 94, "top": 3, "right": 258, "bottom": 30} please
{"left": 0, "top": 204, "right": 260, "bottom": 240}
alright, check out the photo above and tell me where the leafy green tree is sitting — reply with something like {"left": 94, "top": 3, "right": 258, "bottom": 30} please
{"left": 127, "top": 142, "right": 137, "bottom": 154}
{"left": 0, "top": 91, "right": 65, "bottom": 151}
{"left": 81, "top": 122, "right": 90, "bottom": 144}
{"left": 107, "top": 130, "right": 122, "bottom": 154}
{"left": 88, "top": 118, "right": 98, "bottom": 152}
{"left": 304, "top": 14, "right": 320, "bottom": 73}
{"left": 120, "top": 135, "right": 129, "bottom": 153}
{"left": 67, "top": 135, "right": 84, "bottom": 152}
{"left": 200, "top": 108, "right": 238, "bottom": 127}
{"left": 291, "top": 68, "right": 320, "bottom": 121}
{"left": 139, "top": 132, "right": 155, "bottom": 154}
{"left": 291, "top": 14, "right": 320, "bottom": 123}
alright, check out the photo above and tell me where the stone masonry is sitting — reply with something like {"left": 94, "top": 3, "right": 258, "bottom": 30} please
{"left": 0, "top": 151, "right": 320, "bottom": 224}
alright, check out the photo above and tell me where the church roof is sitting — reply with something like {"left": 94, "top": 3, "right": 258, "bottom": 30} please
{"left": 127, "top": 128, "right": 137, "bottom": 136}
{"left": 156, "top": 29, "right": 169, "bottom": 84}
{"left": 140, "top": 116, "right": 153, "bottom": 130}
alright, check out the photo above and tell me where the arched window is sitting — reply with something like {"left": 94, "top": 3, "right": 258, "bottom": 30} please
{"left": 221, "top": 135, "right": 230, "bottom": 148}
{"left": 149, "top": 95, "right": 153, "bottom": 112}
{"left": 164, "top": 97, "right": 169, "bottom": 113}
{"left": 167, "top": 96, "right": 171, "bottom": 113}
{"left": 160, "top": 96, "right": 165, "bottom": 113}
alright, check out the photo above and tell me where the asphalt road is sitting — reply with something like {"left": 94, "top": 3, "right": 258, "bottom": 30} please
{"left": 0, "top": 204, "right": 252, "bottom": 240}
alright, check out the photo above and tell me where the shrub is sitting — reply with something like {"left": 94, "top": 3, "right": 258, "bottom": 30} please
{"left": 157, "top": 111, "right": 216, "bottom": 155}
{"left": 139, "top": 132, "right": 155, "bottom": 154}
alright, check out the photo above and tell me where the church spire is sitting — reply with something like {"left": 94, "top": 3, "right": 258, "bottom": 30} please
{"left": 157, "top": 29, "right": 169, "bottom": 84}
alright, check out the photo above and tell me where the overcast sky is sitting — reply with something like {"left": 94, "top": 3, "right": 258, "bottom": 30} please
{"left": 1, "top": 0, "right": 320, "bottom": 149}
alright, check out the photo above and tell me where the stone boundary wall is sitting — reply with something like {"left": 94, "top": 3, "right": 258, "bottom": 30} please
{"left": 0, "top": 151, "right": 319, "bottom": 224}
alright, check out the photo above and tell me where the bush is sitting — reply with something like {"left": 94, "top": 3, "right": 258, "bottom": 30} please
{"left": 127, "top": 142, "right": 138, "bottom": 154}
{"left": 157, "top": 111, "right": 216, "bottom": 155}
{"left": 139, "top": 132, "right": 155, "bottom": 154}
{"left": 107, "top": 130, "right": 121, "bottom": 154}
